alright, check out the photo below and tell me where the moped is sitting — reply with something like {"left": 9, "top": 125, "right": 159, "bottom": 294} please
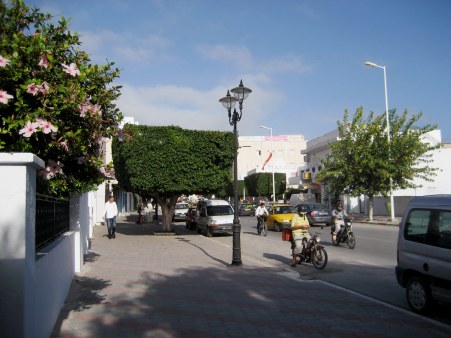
{"left": 293, "top": 232, "right": 328, "bottom": 269}
{"left": 331, "top": 217, "right": 356, "bottom": 249}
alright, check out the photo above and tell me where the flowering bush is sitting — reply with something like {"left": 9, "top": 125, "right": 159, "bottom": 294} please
{"left": 0, "top": 1, "right": 123, "bottom": 196}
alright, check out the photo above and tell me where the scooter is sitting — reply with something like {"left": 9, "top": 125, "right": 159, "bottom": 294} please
{"left": 293, "top": 232, "right": 328, "bottom": 269}
{"left": 331, "top": 217, "right": 356, "bottom": 249}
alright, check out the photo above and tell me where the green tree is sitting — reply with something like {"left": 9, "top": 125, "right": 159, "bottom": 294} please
{"left": 224, "top": 180, "right": 246, "bottom": 200}
{"left": 0, "top": 0, "right": 122, "bottom": 196}
{"left": 112, "top": 124, "right": 234, "bottom": 231}
{"left": 316, "top": 107, "right": 439, "bottom": 220}
{"left": 244, "top": 172, "right": 286, "bottom": 200}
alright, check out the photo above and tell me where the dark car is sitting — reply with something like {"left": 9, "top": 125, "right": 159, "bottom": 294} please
{"left": 295, "top": 203, "right": 332, "bottom": 226}
{"left": 239, "top": 203, "right": 255, "bottom": 216}
{"left": 185, "top": 207, "right": 198, "bottom": 230}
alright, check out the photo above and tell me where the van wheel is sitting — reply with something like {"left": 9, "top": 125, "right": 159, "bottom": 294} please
{"left": 406, "top": 276, "right": 433, "bottom": 314}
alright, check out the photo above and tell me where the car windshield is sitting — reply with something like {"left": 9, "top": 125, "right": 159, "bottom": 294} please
{"left": 207, "top": 205, "right": 233, "bottom": 216}
{"left": 273, "top": 206, "right": 294, "bottom": 214}
{"left": 176, "top": 203, "right": 189, "bottom": 209}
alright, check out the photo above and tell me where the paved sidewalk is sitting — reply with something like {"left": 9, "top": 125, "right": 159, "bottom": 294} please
{"left": 51, "top": 215, "right": 451, "bottom": 338}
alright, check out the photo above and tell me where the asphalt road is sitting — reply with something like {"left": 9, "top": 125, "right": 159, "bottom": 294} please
{"left": 194, "top": 215, "right": 451, "bottom": 325}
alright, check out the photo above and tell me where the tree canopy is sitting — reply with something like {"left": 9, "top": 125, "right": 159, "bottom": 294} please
{"left": 112, "top": 124, "right": 234, "bottom": 231}
{"left": 244, "top": 172, "right": 286, "bottom": 200}
{"left": 0, "top": 0, "right": 122, "bottom": 196}
{"left": 316, "top": 107, "right": 439, "bottom": 219}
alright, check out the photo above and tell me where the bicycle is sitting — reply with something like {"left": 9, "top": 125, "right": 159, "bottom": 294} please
{"left": 257, "top": 215, "right": 268, "bottom": 236}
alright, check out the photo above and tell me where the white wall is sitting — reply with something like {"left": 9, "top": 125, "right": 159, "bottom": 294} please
{"left": 0, "top": 153, "right": 99, "bottom": 338}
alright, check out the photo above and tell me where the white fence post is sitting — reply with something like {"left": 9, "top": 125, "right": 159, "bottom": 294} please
{"left": 0, "top": 153, "right": 44, "bottom": 338}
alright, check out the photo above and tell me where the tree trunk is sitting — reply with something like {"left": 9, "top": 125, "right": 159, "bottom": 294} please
{"left": 368, "top": 195, "right": 374, "bottom": 221}
{"left": 155, "top": 194, "right": 179, "bottom": 232}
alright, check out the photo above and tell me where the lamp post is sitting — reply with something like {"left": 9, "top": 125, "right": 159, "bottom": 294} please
{"left": 365, "top": 61, "right": 395, "bottom": 221}
{"left": 219, "top": 79, "right": 252, "bottom": 266}
{"left": 259, "top": 125, "right": 276, "bottom": 203}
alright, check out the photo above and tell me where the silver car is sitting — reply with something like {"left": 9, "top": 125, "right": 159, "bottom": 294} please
{"left": 173, "top": 202, "right": 189, "bottom": 222}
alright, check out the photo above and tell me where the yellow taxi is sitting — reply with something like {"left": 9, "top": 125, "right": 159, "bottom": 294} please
{"left": 265, "top": 203, "right": 295, "bottom": 232}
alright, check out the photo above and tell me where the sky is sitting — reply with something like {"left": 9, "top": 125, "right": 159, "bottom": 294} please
{"left": 28, "top": 0, "right": 451, "bottom": 141}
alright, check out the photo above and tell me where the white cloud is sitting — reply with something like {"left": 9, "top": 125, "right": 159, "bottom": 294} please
{"left": 197, "top": 43, "right": 311, "bottom": 76}
{"left": 78, "top": 30, "right": 170, "bottom": 65}
{"left": 116, "top": 79, "right": 282, "bottom": 134}
{"left": 197, "top": 44, "right": 254, "bottom": 69}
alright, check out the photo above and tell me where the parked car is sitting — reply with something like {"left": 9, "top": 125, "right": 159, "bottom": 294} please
{"left": 295, "top": 203, "right": 332, "bottom": 226}
{"left": 173, "top": 202, "right": 190, "bottom": 222}
{"left": 239, "top": 203, "right": 255, "bottom": 216}
{"left": 185, "top": 206, "right": 198, "bottom": 230}
{"left": 395, "top": 195, "right": 451, "bottom": 314}
{"left": 196, "top": 200, "right": 234, "bottom": 237}
{"left": 266, "top": 203, "right": 295, "bottom": 232}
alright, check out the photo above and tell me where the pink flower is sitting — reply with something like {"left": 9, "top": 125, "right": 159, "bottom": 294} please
{"left": 59, "top": 140, "right": 69, "bottom": 152}
{"left": 38, "top": 56, "right": 49, "bottom": 68}
{"left": 62, "top": 63, "right": 80, "bottom": 76}
{"left": 18, "top": 121, "right": 40, "bottom": 137}
{"left": 39, "top": 160, "right": 64, "bottom": 180}
{"left": 48, "top": 159, "right": 64, "bottom": 174}
{"left": 27, "top": 83, "right": 41, "bottom": 96}
{"left": 0, "top": 90, "right": 14, "bottom": 104}
{"left": 37, "top": 119, "right": 58, "bottom": 134}
{"left": 40, "top": 81, "right": 50, "bottom": 95}
{"left": 39, "top": 167, "right": 55, "bottom": 180}
{"left": 91, "top": 103, "right": 102, "bottom": 116}
{"left": 78, "top": 103, "right": 92, "bottom": 117}
{"left": 26, "top": 82, "right": 50, "bottom": 96}
{"left": 0, "top": 55, "right": 10, "bottom": 67}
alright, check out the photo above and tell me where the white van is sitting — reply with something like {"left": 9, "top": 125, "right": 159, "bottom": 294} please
{"left": 396, "top": 195, "right": 451, "bottom": 314}
{"left": 196, "top": 200, "right": 234, "bottom": 237}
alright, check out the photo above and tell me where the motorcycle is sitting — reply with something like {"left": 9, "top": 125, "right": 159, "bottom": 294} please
{"left": 331, "top": 216, "right": 356, "bottom": 249}
{"left": 293, "top": 232, "right": 328, "bottom": 269}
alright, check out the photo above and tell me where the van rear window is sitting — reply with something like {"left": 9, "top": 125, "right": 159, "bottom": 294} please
{"left": 207, "top": 205, "right": 233, "bottom": 216}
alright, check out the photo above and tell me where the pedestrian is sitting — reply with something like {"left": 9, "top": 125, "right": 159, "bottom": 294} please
{"left": 104, "top": 195, "right": 118, "bottom": 239}
{"left": 136, "top": 199, "right": 143, "bottom": 224}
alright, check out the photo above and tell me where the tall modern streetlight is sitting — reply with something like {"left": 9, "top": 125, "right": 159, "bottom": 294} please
{"left": 259, "top": 125, "right": 276, "bottom": 203}
{"left": 365, "top": 61, "right": 395, "bottom": 221}
{"left": 219, "top": 79, "right": 252, "bottom": 266}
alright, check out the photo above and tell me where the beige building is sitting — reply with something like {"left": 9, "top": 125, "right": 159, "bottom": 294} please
{"left": 237, "top": 134, "right": 307, "bottom": 186}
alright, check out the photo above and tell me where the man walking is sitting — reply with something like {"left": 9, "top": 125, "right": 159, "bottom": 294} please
{"left": 104, "top": 195, "right": 118, "bottom": 239}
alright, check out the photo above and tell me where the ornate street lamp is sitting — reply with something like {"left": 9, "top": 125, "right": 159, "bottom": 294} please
{"left": 219, "top": 79, "right": 252, "bottom": 266}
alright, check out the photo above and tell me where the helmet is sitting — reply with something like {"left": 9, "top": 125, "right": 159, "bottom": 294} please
{"left": 298, "top": 205, "right": 307, "bottom": 214}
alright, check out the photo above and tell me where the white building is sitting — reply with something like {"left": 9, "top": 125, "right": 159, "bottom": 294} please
{"left": 237, "top": 134, "right": 306, "bottom": 186}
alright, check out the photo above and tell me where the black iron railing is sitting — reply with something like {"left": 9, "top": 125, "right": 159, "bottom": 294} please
{"left": 35, "top": 194, "right": 70, "bottom": 250}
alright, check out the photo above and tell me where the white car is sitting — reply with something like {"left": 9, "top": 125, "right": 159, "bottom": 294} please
{"left": 173, "top": 202, "right": 189, "bottom": 222}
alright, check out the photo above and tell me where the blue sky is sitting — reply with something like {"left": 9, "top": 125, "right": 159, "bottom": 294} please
{"left": 29, "top": 0, "right": 451, "bottom": 141}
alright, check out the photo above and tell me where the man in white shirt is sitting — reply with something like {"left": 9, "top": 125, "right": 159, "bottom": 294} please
{"left": 104, "top": 195, "right": 118, "bottom": 239}
{"left": 255, "top": 201, "right": 269, "bottom": 232}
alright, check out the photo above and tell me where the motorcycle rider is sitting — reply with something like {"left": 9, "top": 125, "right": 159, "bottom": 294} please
{"left": 332, "top": 201, "right": 349, "bottom": 241}
{"left": 255, "top": 201, "right": 269, "bottom": 232}
{"left": 290, "top": 205, "right": 310, "bottom": 267}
